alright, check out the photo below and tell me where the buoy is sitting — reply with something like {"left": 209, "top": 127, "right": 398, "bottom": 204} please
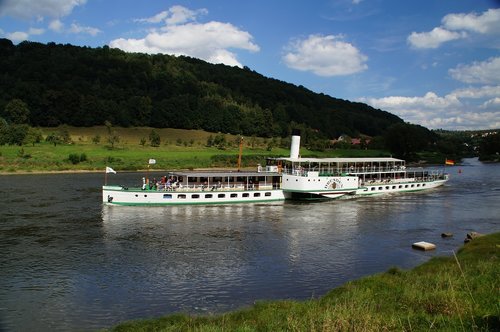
{"left": 412, "top": 241, "right": 436, "bottom": 251}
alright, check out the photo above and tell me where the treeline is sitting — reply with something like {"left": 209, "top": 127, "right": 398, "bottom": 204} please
{"left": 0, "top": 38, "right": 402, "bottom": 140}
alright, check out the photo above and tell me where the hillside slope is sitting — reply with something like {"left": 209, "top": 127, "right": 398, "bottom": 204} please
{"left": 0, "top": 38, "right": 403, "bottom": 140}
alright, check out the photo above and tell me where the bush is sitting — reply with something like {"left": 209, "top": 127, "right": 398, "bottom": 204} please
{"left": 68, "top": 153, "right": 87, "bottom": 164}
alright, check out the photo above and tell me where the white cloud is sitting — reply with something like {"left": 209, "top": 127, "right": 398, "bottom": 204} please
{"left": 361, "top": 92, "right": 460, "bottom": 110}
{"left": 3, "top": 27, "right": 44, "bottom": 43}
{"left": 69, "top": 23, "right": 101, "bottom": 36}
{"left": 358, "top": 91, "right": 500, "bottom": 130}
{"left": 407, "top": 8, "right": 500, "bottom": 49}
{"left": 449, "top": 57, "right": 500, "bottom": 84}
{"left": 49, "top": 19, "right": 64, "bottom": 32}
{"left": 282, "top": 34, "right": 368, "bottom": 76}
{"left": 28, "top": 27, "right": 44, "bottom": 35}
{"left": 135, "top": 6, "right": 207, "bottom": 25}
{"left": 443, "top": 8, "right": 500, "bottom": 34}
{"left": 110, "top": 6, "right": 259, "bottom": 67}
{"left": 451, "top": 85, "right": 500, "bottom": 99}
{"left": 6, "top": 31, "right": 29, "bottom": 42}
{"left": 481, "top": 97, "right": 500, "bottom": 109}
{"left": 407, "top": 27, "right": 466, "bottom": 49}
{"left": 47, "top": 18, "right": 100, "bottom": 36}
{"left": 0, "top": 0, "right": 87, "bottom": 20}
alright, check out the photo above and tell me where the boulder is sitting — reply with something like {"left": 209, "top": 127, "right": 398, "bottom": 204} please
{"left": 464, "top": 232, "right": 484, "bottom": 243}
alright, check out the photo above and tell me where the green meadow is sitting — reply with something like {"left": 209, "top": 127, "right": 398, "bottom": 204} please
{"left": 0, "top": 126, "right": 389, "bottom": 173}
{"left": 109, "top": 232, "right": 499, "bottom": 331}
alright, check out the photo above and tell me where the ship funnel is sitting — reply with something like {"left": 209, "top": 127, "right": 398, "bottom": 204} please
{"left": 290, "top": 129, "right": 301, "bottom": 159}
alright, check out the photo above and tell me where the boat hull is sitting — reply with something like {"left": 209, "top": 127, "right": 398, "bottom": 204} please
{"left": 281, "top": 173, "right": 359, "bottom": 200}
{"left": 354, "top": 177, "right": 448, "bottom": 196}
{"left": 103, "top": 186, "right": 285, "bottom": 206}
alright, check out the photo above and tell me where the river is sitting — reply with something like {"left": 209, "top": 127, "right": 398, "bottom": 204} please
{"left": 0, "top": 158, "right": 499, "bottom": 331}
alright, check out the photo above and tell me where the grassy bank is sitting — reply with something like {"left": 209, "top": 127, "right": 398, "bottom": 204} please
{"left": 0, "top": 126, "right": 389, "bottom": 173}
{"left": 109, "top": 233, "right": 499, "bottom": 331}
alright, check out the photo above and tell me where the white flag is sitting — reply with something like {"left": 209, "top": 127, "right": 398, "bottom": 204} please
{"left": 148, "top": 159, "right": 156, "bottom": 165}
{"left": 106, "top": 166, "right": 116, "bottom": 174}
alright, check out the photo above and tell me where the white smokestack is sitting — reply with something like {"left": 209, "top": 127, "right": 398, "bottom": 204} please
{"left": 290, "top": 129, "right": 301, "bottom": 159}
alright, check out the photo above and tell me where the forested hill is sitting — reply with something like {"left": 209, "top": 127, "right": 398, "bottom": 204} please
{"left": 0, "top": 38, "right": 403, "bottom": 139}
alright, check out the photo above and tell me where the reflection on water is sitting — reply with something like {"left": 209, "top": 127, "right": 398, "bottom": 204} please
{"left": 0, "top": 160, "right": 499, "bottom": 331}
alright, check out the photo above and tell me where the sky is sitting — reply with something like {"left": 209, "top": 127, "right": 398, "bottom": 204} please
{"left": 1, "top": 0, "right": 499, "bottom": 131}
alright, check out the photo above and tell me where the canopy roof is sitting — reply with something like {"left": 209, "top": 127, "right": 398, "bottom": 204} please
{"left": 270, "top": 157, "right": 404, "bottom": 163}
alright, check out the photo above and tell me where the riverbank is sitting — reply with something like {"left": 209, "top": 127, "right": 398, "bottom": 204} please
{"left": 109, "top": 232, "right": 499, "bottom": 331}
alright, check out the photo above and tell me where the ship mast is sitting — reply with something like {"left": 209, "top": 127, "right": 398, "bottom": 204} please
{"left": 237, "top": 136, "right": 243, "bottom": 172}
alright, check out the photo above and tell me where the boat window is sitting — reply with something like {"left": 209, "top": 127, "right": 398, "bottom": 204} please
{"left": 398, "top": 185, "right": 402, "bottom": 189}
{"left": 417, "top": 184, "right": 420, "bottom": 187}
{"left": 379, "top": 187, "right": 383, "bottom": 190}
{"left": 163, "top": 194, "right": 172, "bottom": 199}
{"left": 392, "top": 186, "right": 396, "bottom": 189}
{"left": 144, "top": 195, "right": 148, "bottom": 197}
{"left": 218, "top": 194, "right": 225, "bottom": 198}
{"left": 423, "top": 183, "right": 426, "bottom": 187}
{"left": 385, "top": 186, "right": 390, "bottom": 190}
{"left": 411, "top": 184, "right": 414, "bottom": 188}
{"left": 254, "top": 193, "right": 261, "bottom": 197}
{"left": 192, "top": 194, "right": 200, "bottom": 199}
{"left": 265, "top": 192, "right": 271, "bottom": 196}
{"left": 405, "top": 185, "right": 409, "bottom": 188}
{"left": 371, "top": 187, "right": 376, "bottom": 191}
{"left": 243, "top": 193, "right": 249, "bottom": 197}
{"left": 205, "top": 194, "right": 213, "bottom": 198}
{"left": 178, "top": 194, "right": 187, "bottom": 199}
{"left": 230, "top": 193, "right": 237, "bottom": 198}
{"left": 135, "top": 194, "right": 138, "bottom": 197}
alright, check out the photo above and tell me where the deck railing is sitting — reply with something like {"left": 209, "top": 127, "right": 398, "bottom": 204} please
{"left": 144, "top": 183, "right": 279, "bottom": 192}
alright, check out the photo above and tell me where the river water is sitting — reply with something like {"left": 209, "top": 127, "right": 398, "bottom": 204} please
{"left": 0, "top": 158, "right": 499, "bottom": 331}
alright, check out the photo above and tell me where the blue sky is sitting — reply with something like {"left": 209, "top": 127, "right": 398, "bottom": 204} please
{"left": 1, "top": 0, "right": 499, "bottom": 131}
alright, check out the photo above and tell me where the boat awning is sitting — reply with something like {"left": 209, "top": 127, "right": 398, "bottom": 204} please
{"left": 269, "top": 157, "right": 404, "bottom": 163}
{"left": 167, "top": 170, "right": 280, "bottom": 178}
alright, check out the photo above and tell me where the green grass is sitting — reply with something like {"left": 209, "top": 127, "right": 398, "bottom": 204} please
{"left": 108, "top": 233, "right": 499, "bottom": 331}
{"left": 0, "top": 126, "right": 389, "bottom": 173}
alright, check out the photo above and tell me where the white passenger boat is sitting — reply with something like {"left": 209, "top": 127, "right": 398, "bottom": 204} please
{"left": 103, "top": 132, "right": 449, "bottom": 205}
{"left": 103, "top": 170, "right": 285, "bottom": 206}
{"left": 271, "top": 132, "right": 449, "bottom": 200}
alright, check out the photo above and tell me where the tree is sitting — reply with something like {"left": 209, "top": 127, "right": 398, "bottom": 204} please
{"left": 149, "top": 129, "right": 161, "bottom": 147}
{"left": 23, "top": 127, "right": 43, "bottom": 146}
{"left": 384, "top": 123, "right": 436, "bottom": 160}
{"left": 3, "top": 99, "right": 30, "bottom": 124}
{"left": 105, "top": 120, "right": 120, "bottom": 149}
{"left": 45, "top": 132, "right": 63, "bottom": 146}
{"left": 91, "top": 135, "right": 101, "bottom": 144}
{"left": 0, "top": 124, "right": 29, "bottom": 145}
{"left": 479, "top": 132, "right": 500, "bottom": 161}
